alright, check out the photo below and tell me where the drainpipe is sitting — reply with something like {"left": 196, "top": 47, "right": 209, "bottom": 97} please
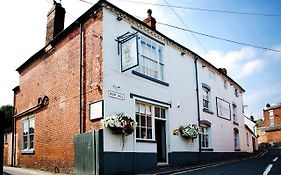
{"left": 194, "top": 57, "right": 201, "bottom": 163}
{"left": 79, "top": 22, "right": 84, "bottom": 134}
{"left": 11, "top": 92, "right": 16, "bottom": 167}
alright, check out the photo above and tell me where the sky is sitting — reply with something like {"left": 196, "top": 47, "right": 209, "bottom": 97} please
{"left": 0, "top": 0, "right": 280, "bottom": 119}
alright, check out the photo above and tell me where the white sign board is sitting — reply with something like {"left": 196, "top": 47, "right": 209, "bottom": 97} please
{"left": 89, "top": 101, "right": 103, "bottom": 120}
{"left": 108, "top": 91, "right": 125, "bottom": 100}
{"left": 121, "top": 36, "right": 139, "bottom": 72}
{"left": 216, "top": 97, "right": 231, "bottom": 120}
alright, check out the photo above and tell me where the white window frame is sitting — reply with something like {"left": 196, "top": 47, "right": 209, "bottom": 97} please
{"left": 136, "top": 35, "right": 164, "bottom": 81}
{"left": 269, "top": 110, "right": 274, "bottom": 126}
{"left": 22, "top": 116, "right": 35, "bottom": 153}
{"left": 234, "top": 129, "right": 240, "bottom": 150}
{"left": 200, "top": 125, "right": 212, "bottom": 149}
{"left": 135, "top": 101, "right": 166, "bottom": 141}
{"left": 232, "top": 103, "right": 238, "bottom": 123}
{"left": 202, "top": 87, "right": 211, "bottom": 111}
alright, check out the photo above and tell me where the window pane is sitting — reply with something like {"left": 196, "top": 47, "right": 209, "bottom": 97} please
{"left": 147, "top": 129, "right": 152, "bottom": 139}
{"left": 155, "top": 107, "right": 160, "bottom": 118}
{"left": 141, "top": 115, "right": 146, "bottom": 126}
{"left": 136, "top": 103, "right": 140, "bottom": 113}
{"left": 23, "top": 136, "right": 28, "bottom": 149}
{"left": 140, "top": 104, "right": 145, "bottom": 114}
{"left": 29, "top": 135, "right": 34, "bottom": 149}
{"left": 147, "top": 117, "right": 152, "bottom": 127}
{"left": 23, "top": 121, "right": 29, "bottom": 133}
{"left": 141, "top": 128, "right": 146, "bottom": 138}
{"left": 161, "top": 108, "right": 166, "bottom": 118}
{"left": 136, "top": 127, "right": 140, "bottom": 138}
{"left": 136, "top": 114, "right": 140, "bottom": 125}
{"left": 146, "top": 106, "right": 151, "bottom": 115}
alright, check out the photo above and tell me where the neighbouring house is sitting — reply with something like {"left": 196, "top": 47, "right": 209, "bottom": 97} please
{"left": 244, "top": 116, "right": 258, "bottom": 152}
{"left": 258, "top": 103, "right": 281, "bottom": 146}
{"left": 11, "top": 0, "right": 254, "bottom": 174}
{"left": 3, "top": 129, "right": 12, "bottom": 166}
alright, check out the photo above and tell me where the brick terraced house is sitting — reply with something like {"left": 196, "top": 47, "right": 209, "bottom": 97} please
{"left": 9, "top": 0, "right": 257, "bottom": 174}
{"left": 258, "top": 103, "right": 281, "bottom": 146}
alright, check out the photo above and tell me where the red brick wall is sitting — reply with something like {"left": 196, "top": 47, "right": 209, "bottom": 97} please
{"left": 14, "top": 10, "right": 103, "bottom": 174}
{"left": 266, "top": 130, "right": 281, "bottom": 143}
{"left": 3, "top": 144, "right": 8, "bottom": 165}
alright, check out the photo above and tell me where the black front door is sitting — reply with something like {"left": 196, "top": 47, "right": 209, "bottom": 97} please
{"left": 155, "top": 120, "right": 166, "bottom": 162}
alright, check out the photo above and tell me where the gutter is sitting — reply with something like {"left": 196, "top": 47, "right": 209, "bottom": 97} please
{"left": 194, "top": 57, "right": 201, "bottom": 163}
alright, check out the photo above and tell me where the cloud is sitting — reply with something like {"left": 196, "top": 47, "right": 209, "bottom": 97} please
{"left": 245, "top": 83, "right": 281, "bottom": 104}
{"left": 202, "top": 46, "right": 262, "bottom": 80}
{"left": 236, "top": 59, "right": 264, "bottom": 79}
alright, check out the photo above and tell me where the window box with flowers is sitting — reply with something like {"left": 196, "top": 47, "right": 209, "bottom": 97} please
{"left": 103, "top": 113, "right": 137, "bottom": 149}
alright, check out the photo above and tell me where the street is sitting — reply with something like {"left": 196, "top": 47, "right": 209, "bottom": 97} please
{"left": 172, "top": 147, "right": 281, "bottom": 175}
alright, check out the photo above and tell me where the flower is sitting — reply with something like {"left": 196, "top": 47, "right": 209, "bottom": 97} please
{"left": 103, "top": 113, "right": 137, "bottom": 150}
{"left": 103, "top": 113, "right": 137, "bottom": 136}
{"left": 179, "top": 124, "right": 199, "bottom": 139}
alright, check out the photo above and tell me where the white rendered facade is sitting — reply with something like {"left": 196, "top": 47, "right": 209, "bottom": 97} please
{"left": 100, "top": 5, "right": 252, "bottom": 173}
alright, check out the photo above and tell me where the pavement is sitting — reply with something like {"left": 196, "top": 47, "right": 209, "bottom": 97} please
{"left": 3, "top": 166, "right": 68, "bottom": 175}
{"left": 2, "top": 149, "right": 274, "bottom": 175}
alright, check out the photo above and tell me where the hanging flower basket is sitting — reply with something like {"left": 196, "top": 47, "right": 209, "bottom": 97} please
{"left": 179, "top": 124, "right": 199, "bottom": 140}
{"left": 103, "top": 113, "right": 137, "bottom": 150}
{"left": 103, "top": 113, "right": 137, "bottom": 136}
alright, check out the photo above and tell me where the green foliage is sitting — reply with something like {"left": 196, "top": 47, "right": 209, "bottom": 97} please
{"left": 0, "top": 105, "right": 14, "bottom": 132}
{"left": 256, "top": 118, "right": 264, "bottom": 127}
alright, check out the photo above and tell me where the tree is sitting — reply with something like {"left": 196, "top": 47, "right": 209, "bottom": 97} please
{"left": 0, "top": 105, "right": 14, "bottom": 132}
{"left": 256, "top": 118, "right": 264, "bottom": 127}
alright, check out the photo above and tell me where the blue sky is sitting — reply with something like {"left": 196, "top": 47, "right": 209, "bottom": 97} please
{"left": 0, "top": 0, "right": 280, "bottom": 119}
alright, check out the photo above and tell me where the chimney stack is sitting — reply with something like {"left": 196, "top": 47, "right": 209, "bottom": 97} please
{"left": 143, "top": 9, "right": 156, "bottom": 30}
{"left": 46, "top": 1, "right": 65, "bottom": 44}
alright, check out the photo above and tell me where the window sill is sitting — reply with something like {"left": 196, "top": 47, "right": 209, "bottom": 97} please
{"left": 203, "top": 108, "right": 214, "bottom": 115}
{"left": 21, "top": 149, "right": 34, "bottom": 154}
{"left": 233, "top": 121, "right": 239, "bottom": 125}
{"left": 201, "top": 148, "right": 213, "bottom": 151}
{"left": 132, "top": 70, "right": 169, "bottom": 87}
{"left": 136, "top": 139, "right": 157, "bottom": 143}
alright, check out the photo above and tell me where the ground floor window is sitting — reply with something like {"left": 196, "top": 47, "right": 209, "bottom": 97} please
{"left": 234, "top": 128, "right": 240, "bottom": 150}
{"left": 200, "top": 125, "right": 211, "bottom": 148}
{"left": 22, "top": 116, "right": 35, "bottom": 151}
{"left": 135, "top": 101, "right": 166, "bottom": 140}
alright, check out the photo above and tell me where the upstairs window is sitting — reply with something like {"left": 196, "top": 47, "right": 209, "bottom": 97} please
{"left": 22, "top": 116, "right": 35, "bottom": 152}
{"left": 203, "top": 88, "right": 210, "bottom": 110}
{"left": 136, "top": 36, "right": 164, "bottom": 81}
{"left": 269, "top": 110, "right": 274, "bottom": 126}
{"left": 232, "top": 104, "right": 238, "bottom": 124}
{"left": 202, "top": 83, "right": 211, "bottom": 112}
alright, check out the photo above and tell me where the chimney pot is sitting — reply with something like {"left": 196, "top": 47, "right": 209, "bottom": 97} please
{"left": 143, "top": 9, "right": 156, "bottom": 30}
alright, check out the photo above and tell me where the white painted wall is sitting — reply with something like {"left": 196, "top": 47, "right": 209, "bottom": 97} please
{"left": 102, "top": 8, "right": 249, "bottom": 154}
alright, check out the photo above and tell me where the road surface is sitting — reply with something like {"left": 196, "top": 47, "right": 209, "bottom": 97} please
{"left": 173, "top": 147, "right": 281, "bottom": 175}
